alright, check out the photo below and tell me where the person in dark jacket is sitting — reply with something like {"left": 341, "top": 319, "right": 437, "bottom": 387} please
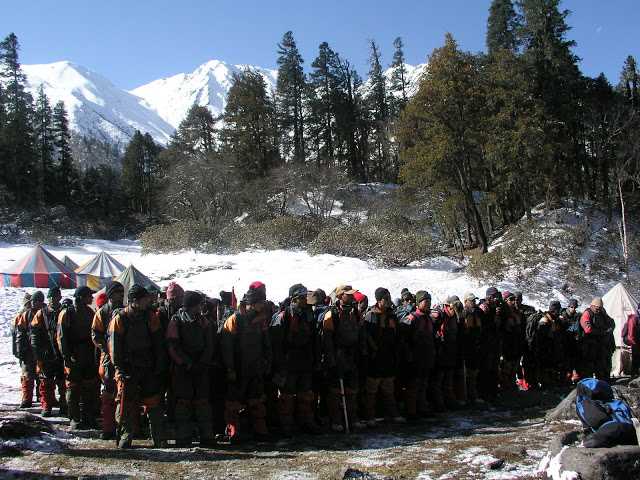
{"left": 398, "top": 290, "right": 435, "bottom": 420}
{"left": 166, "top": 290, "right": 215, "bottom": 446}
{"left": 109, "top": 285, "right": 166, "bottom": 448}
{"left": 559, "top": 298, "right": 581, "bottom": 382}
{"left": 221, "top": 286, "right": 273, "bottom": 442}
{"left": 270, "top": 284, "right": 321, "bottom": 435}
{"left": 308, "top": 289, "right": 330, "bottom": 425}
{"left": 579, "top": 298, "right": 615, "bottom": 380}
{"left": 532, "top": 301, "right": 565, "bottom": 388}
{"left": 14, "top": 293, "right": 38, "bottom": 409}
{"left": 30, "top": 288, "right": 66, "bottom": 416}
{"left": 362, "top": 287, "right": 404, "bottom": 426}
{"left": 57, "top": 286, "right": 99, "bottom": 430}
{"left": 157, "top": 281, "right": 184, "bottom": 422}
{"left": 499, "top": 291, "right": 524, "bottom": 391}
{"left": 462, "top": 292, "right": 483, "bottom": 404}
{"left": 91, "top": 281, "right": 124, "bottom": 439}
{"left": 431, "top": 296, "right": 460, "bottom": 411}
{"left": 479, "top": 287, "right": 502, "bottom": 401}
{"left": 322, "top": 285, "right": 366, "bottom": 432}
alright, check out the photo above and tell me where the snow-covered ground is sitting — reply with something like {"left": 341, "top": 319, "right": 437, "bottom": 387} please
{"left": 0, "top": 238, "right": 545, "bottom": 406}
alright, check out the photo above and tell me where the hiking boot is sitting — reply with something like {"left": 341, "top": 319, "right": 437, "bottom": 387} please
{"left": 41, "top": 409, "right": 53, "bottom": 418}
{"left": 352, "top": 421, "right": 366, "bottom": 430}
{"left": 330, "top": 423, "right": 344, "bottom": 433}
{"left": 20, "top": 400, "right": 32, "bottom": 409}
{"left": 58, "top": 404, "right": 68, "bottom": 417}
{"left": 117, "top": 438, "right": 132, "bottom": 449}
{"left": 70, "top": 420, "right": 84, "bottom": 431}
{"left": 101, "top": 431, "right": 116, "bottom": 441}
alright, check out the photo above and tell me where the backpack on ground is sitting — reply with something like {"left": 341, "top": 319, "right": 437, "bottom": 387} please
{"left": 575, "top": 378, "right": 637, "bottom": 448}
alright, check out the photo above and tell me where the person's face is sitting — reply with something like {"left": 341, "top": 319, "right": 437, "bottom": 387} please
{"left": 341, "top": 294, "right": 354, "bottom": 305}
{"left": 506, "top": 297, "right": 516, "bottom": 307}
{"left": 32, "top": 298, "right": 44, "bottom": 310}
{"left": 377, "top": 297, "right": 388, "bottom": 309}
{"left": 250, "top": 301, "right": 265, "bottom": 313}
{"left": 464, "top": 298, "right": 476, "bottom": 310}
{"left": 486, "top": 295, "right": 495, "bottom": 305}
{"left": 515, "top": 296, "right": 523, "bottom": 308}
{"left": 110, "top": 290, "right": 124, "bottom": 308}
{"left": 81, "top": 294, "right": 93, "bottom": 306}
{"left": 50, "top": 292, "right": 62, "bottom": 305}
{"left": 591, "top": 304, "right": 601, "bottom": 314}
{"left": 419, "top": 299, "right": 430, "bottom": 311}
{"left": 133, "top": 296, "right": 152, "bottom": 311}
{"left": 292, "top": 296, "right": 306, "bottom": 310}
{"left": 567, "top": 306, "right": 576, "bottom": 315}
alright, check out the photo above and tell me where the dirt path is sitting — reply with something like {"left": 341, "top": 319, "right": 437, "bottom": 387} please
{"left": 0, "top": 390, "right": 575, "bottom": 480}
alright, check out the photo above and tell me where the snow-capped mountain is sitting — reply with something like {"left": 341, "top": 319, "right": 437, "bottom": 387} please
{"left": 21, "top": 60, "right": 426, "bottom": 150}
{"left": 131, "top": 60, "right": 278, "bottom": 130}
{"left": 23, "top": 61, "right": 174, "bottom": 147}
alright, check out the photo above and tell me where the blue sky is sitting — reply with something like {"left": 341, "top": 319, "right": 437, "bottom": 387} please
{"left": 2, "top": 0, "right": 638, "bottom": 89}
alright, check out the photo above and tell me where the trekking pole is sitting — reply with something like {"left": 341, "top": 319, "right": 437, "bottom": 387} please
{"left": 339, "top": 377, "right": 350, "bottom": 434}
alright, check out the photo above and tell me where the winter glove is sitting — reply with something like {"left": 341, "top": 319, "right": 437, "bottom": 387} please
{"left": 226, "top": 368, "right": 237, "bottom": 384}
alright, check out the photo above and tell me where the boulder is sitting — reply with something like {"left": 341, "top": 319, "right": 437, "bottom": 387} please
{"left": 545, "top": 389, "right": 578, "bottom": 422}
{"left": 0, "top": 413, "right": 54, "bottom": 439}
{"left": 542, "top": 429, "right": 640, "bottom": 480}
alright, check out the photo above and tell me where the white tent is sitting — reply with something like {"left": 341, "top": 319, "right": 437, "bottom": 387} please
{"left": 603, "top": 283, "right": 638, "bottom": 376}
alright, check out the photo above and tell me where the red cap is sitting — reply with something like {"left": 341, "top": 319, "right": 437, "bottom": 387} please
{"left": 249, "top": 281, "right": 265, "bottom": 290}
{"left": 353, "top": 291, "right": 366, "bottom": 303}
{"left": 95, "top": 292, "right": 108, "bottom": 308}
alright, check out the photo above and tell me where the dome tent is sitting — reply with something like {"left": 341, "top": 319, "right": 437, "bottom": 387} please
{"left": 115, "top": 264, "right": 160, "bottom": 305}
{"left": 603, "top": 282, "right": 639, "bottom": 376}
{"left": 62, "top": 255, "right": 79, "bottom": 271}
{"left": 0, "top": 244, "right": 76, "bottom": 288}
{"left": 75, "top": 251, "right": 125, "bottom": 290}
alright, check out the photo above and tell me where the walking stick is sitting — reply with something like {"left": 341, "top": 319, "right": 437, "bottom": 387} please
{"left": 339, "top": 378, "right": 350, "bottom": 434}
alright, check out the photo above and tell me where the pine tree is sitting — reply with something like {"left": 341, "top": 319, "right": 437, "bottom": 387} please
{"left": 122, "top": 130, "right": 161, "bottom": 215}
{"left": 389, "top": 37, "right": 409, "bottom": 116}
{"left": 0, "top": 33, "right": 35, "bottom": 203}
{"left": 221, "top": 69, "right": 279, "bottom": 176}
{"left": 366, "top": 40, "right": 392, "bottom": 181}
{"left": 52, "top": 101, "right": 77, "bottom": 206}
{"left": 398, "top": 33, "right": 490, "bottom": 252}
{"left": 34, "top": 85, "right": 54, "bottom": 204}
{"left": 487, "top": 0, "right": 520, "bottom": 54}
{"left": 619, "top": 55, "right": 639, "bottom": 109}
{"left": 173, "top": 104, "right": 216, "bottom": 156}
{"left": 517, "top": 0, "right": 582, "bottom": 203}
{"left": 308, "top": 42, "right": 339, "bottom": 165}
{"left": 275, "top": 31, "right": 306, "bottom": 163}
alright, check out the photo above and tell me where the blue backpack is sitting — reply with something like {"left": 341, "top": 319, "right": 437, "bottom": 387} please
{"left": 575, "top": 378, "right": 634, "bottom": 436}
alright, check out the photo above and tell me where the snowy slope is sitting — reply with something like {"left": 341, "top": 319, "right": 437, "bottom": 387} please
{"left": 130, "top": 60, "right": 278, "bottom": 129}
{"left": 23, "top": 61, "right": 174, "bottom": 147}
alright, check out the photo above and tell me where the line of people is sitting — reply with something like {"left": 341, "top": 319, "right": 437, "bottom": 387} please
{"left": 11, "top": 280, "right": 617, "bottom": 448}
